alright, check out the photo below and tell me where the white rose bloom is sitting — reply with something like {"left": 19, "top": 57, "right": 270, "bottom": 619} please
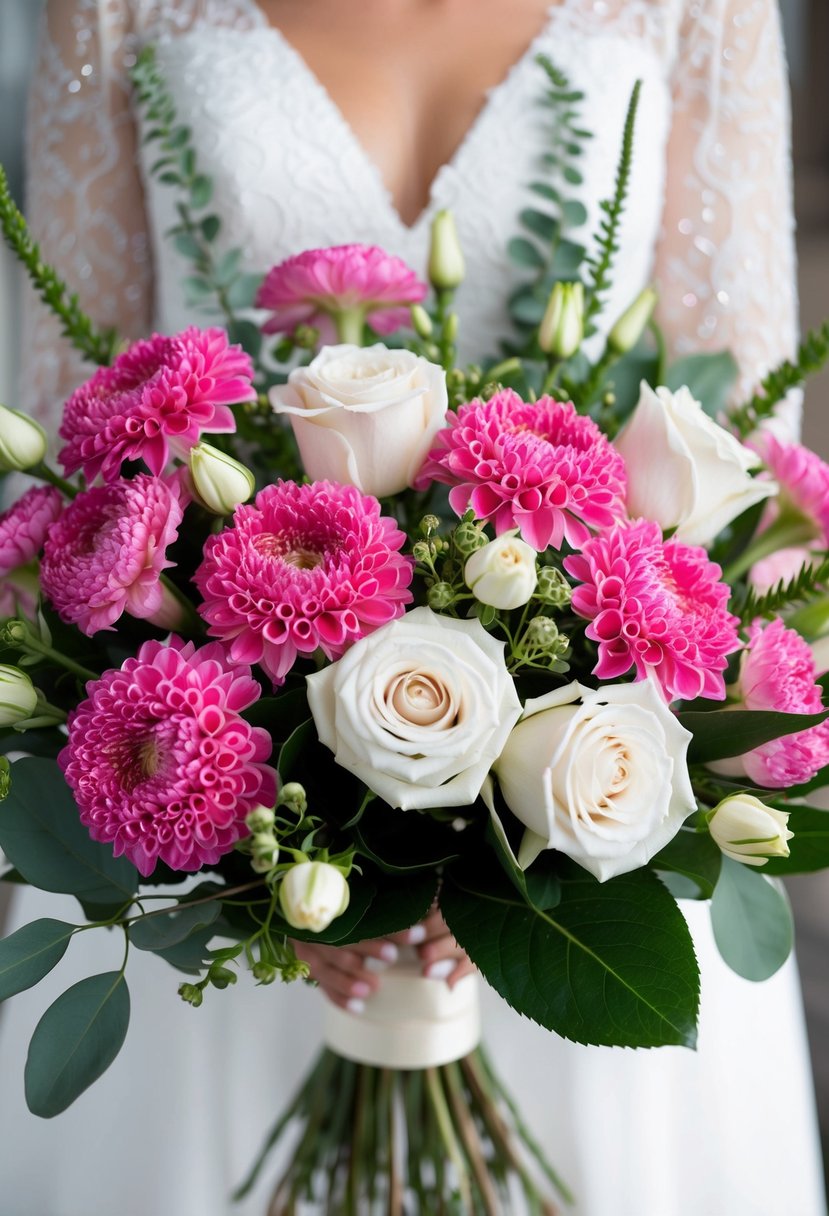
{"left": 279, "top": 861, "right": 350, "bottom": 932}
{"left": 708, "top": 795, "right": 793, "bottom": 867}
{"left": 270, "top": 343, "right": 448, "bottom": 498}
{"left": 0, "top": 665, "right": 38, "bottom": 726}
{"left": 614, "top": 383, "right": 776, "bottom": 546}
{"left": 494, "top": 679, "right": 696, "bottom": 881}
{"left": 464, "top": 532, "right": 538, "bottom": 610}
{"left": 307, "top": 606, "right": 522, "bottom": 811}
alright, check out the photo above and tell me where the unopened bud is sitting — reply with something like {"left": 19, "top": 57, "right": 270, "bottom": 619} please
{"left": 0, "top": 756, "right": 10, "bottom": 801}
{"left": 707, "top": 795, "right": 793, "bottom": 867}
{"left": 464, "top": 532, "right": 538, "bottom": 610}
{"left": 427, "top": 581, "right": 455, "bottom": 611}
{"left": 428, "top": 210, "right": 465, "bottom": 291}
{"left": 279, "top": 782, "right": 307, "bottom": 815}
{"left": 538, "top": 281, "right": 584, "bottom": 359}
{"left": 444, "top": 312, "right": 459, "bottom": 344}
{"left": 0, "top": 665, "right": 38, "bottom": 727}
{"left": 190, "top": 442, "right": 255, "bottom": 515}
{"left": 0, "top": 405, "right": 47, "bottom": 472}
{"left": 411, "top": 304, "right": 433, "bottom": 339}
{"left": 419, "top": 515, "right": 441, "bottom": 537}
{"left": 252, "top": 961, "right": 278, "bottom": 985}
{"left": 453, "top": 521, "right": 488, "bottom": 557}
{"left": 292, "top": 324, "right": 320, "bottom": 350}
{"left": 607, "top": 286, "right": 658, "bottom": 354}
{"left": 208, "top": 965, "right": 238, "bottom": 990}
{"left": 279, "top": 861, "right": 350, "bottom": 933}
{"left": 535, "top": 566, "right": 572, "bottom": 607}
{"left": 246, "top": 805, "right": 275, "bottom": 833}
{"left": 178, "top": 983, "right": 204, "bottom": 1007}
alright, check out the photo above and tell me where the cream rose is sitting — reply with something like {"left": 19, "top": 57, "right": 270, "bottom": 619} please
{"left": 494, "top": 679, "right": 696, "bottom": 881}
{"left": 306, "top": 606, "right": 521, "bottom": 810}
{"left": 270, "top": 343, "right": 448, "bottom": 498}
{"left": 464, "top": 532, "right": 538, "bottom": 610}
{"left": 614, "top": 383, "right": 776, "bottom": 546}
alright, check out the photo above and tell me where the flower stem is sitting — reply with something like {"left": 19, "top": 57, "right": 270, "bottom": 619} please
{"left": 334, "top": 308, "right": 366, "bottom": 346}
{"left": 30, "top": 462, "right": 79, "bottom": 499}
{"left": 721, "top": 515, "right": 819, "bottom": 585}
{"left": 1, "top": 620, "right": 99, "bottom": 682}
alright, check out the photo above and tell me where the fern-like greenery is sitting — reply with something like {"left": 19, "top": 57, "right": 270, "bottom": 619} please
{"left": 727, "top": 320, "right": 829, "bottom": 439}
{"left": 730, "top": 553, "right": 829, "bottom": 624}
{"left": 0, "top": 164, "right": 117, "bottom": 367}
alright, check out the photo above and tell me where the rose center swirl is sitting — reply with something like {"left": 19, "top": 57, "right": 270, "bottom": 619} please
{"left": 385, "top": 670, "right": 457, "bottom": 728}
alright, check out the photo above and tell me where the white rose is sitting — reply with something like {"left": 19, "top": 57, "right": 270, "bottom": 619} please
{"left": 270, "top": 343, "right": 448, "bottom": 498}
{"left": 494, "top": 679, "right": 696, "bottom": 881}
{"left": 279, "top": 861, "right": 350, "bottom": 932}
{"left": 0, "top": 405, "right": 47, "bottom": 472}
{"left": 707, "top": 795, "right": 793, "bottom": 867}
{"left": 464, "top": 532, "right": 538, "bottom": 610}
{"left": 614, "top": 383, "right": 776, "bottom": 545}
{"left": 306, "top": 606, "right": 521, "bottom": 810}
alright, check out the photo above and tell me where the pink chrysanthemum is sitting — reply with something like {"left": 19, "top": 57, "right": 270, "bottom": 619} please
{"left": 59, "top": 327, "right": 256, "bottom": 483}
{"left": 415, "top": 389, "right": 627, "bottom": 551}
{"left": 194, "top": 480, "right": 414, "bottom": 684}
{"left": 735, "top": 618, "right": 829, "bottom": 787}
{"left": 58, "top": 637, "right": 276, "bottom": 876}
{"left": 256, "top": 244, "right": 427, "bottom": 339}
{"left": 40, "top": 474, "right": 184, "bottom": 636}
{"left": 564, "top": 518, "right": 740, "bottom": 702}
{"left": 0, "top": 485, "right": 63, "bottom": 618}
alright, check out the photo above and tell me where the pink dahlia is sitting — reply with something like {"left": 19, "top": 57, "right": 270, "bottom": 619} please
{"left": 0, "top": 486, "right": 62, "bottom": 618}
{"left": 564, "top": 518, "right": 740, "bottom": 702}
{"left": 256, "top": 244, "right": 427, "bottom": 340}
{"left": 58, "top": 637, "right": 276, "bottom": 875}
{"left": 750, "top": 433, "right": 829, "bottom": 542}
{"left": 415, "top": 389, "right": 627, "bottom": 551}
{"left": 59, "top": 327, "right": 256, "bottom": 483}
{"left": 40, "top": 474, "right": 184, "bottom": 636}
{"left": 194, "top": 480, "right": 413, "bottom": 684}
{"left": 733, "top": 618, "right": 829, "bottom": 787}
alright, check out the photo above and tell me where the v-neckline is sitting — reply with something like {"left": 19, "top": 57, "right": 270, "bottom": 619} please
{"left": 245, "top": 3, "right": 566, "bottom": 233}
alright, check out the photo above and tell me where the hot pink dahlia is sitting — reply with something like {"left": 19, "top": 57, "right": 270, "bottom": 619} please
{"left": 0, "top": 485, "right": 62, "bottom": 618}
{"left": 415, "top": 389, "right": 627, "bottom": 551}
{"left": 194, "top": 480, "right": 414, "bottom": 684}
{"left": 256, "top": 244, "right": 427, "bottom": 340}
{"left": 59, "top": 327, "right": 256, "bottom": 483}
{"left": 40, "top": 474, "right": 184, "bottom": 636}
{"left": 564, "top": 518, "right": 740, "bottom": 702}
{"left": 733, "top": 617, "right": 829, "bottom": 787}
{"left": 58, "top": 637, "right": 276, "bottom": 875}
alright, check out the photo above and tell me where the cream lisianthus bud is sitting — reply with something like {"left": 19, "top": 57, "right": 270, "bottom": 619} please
{"left": 189, "top": 442, "right": 255, "bottom": 515}
{"left": 708, "top": 795, "right": 793, "bottom": 867}
{"left": 0, "top": 405, "right": 47, "bottom": 472}
{"left": 607, "top": 286, "right": 658, "bottom": 354}
{"left": 464, "top": 532, "right": 538, "bottom": 610}
{"left": 0, "top": 665, "right": 38, "bottom": 726}
{"left": 538, "top": 281, "right": 584, "bottom": 358}
{"left": 250, "top": 831, "right": 279, "bottom": 874}
{"left": 410, "top": 303, "right": 434, "bottom": 339}
{"left": 279, "top": 861, "right": 350, "bottom": 933}
{"left": 428, "top": 210, "right": 465, "bottom": 290}
{"left": 245, "top": 804, "right": 276, "bottom": 833}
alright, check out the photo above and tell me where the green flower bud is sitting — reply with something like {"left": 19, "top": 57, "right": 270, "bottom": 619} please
{"left": 0, "top": 405, "right": 47, "bottom": 472}
{"left": 538, "top": 281, "right": 584, "bottom": 359}
{"left": 412, "top": 540, "right": 436, "bottom": 564}
{"left": 189, "top": 442, "right": 255, "bottom": 515}
{"left": 279, "top": 782, "right": 308, "bottom": 815}
{"left": 428, "top": 210, "right": 465, "bottom": 290}
{"left": 208, "top": 965, "right": 238, "bottom": 990}
{"left": 444, "top": 312, "right": 459, "bottom": 344}
{"left": 535, "top": 566, "right": 573, "bottom": 607}
{"left": 178, "top": 983, "right": 204, "bottom": 1007}
{"left": 0, "top": 665, "right": 38, "bottom": 727}
{"left": 427, "top": 581, "right": 456, "bottom": 610}
{"left": 420, "top": 515, "right": 441, "bottom": 537}
{"left": 245, "top": 804, "right": 275, "bottom": 833}
{"left": 410, "top": 303, "right": 434, "bottom": 339}
{"left": 607, "top": 286, "right": 658, "bottom": 354}
{"left": 452, "top": 520, "right": 488, "bottom": 557}
{"left": 252, "top": 961, "right": 278, "bottom": 985}
{"left": 292, "top": 324, "right": 320, "bottom": 350}
{"left": 0, "top": 756, "right": 10, "bottom": 801}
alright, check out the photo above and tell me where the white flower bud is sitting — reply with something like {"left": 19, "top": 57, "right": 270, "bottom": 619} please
{"left": 538, "top": 281, "right": 584, "bottom": 359}
{"left": 250, "top": 831, "right": 279, "bottom": 873}
{"left": 279, "top": 861, "right": 350, "bottom": 933}
{"left": 189, "top": 442, "right": 255, "bottom": 515}
{"left": 0, "top": 665, "right": 38, "bottom": 726}
{"left": 708, "top": 794, "right": 793, "bottom": 867}
{"left": 464, "top": 532, "right": 538, "bottom": 610}
{"left": 428, "top": 210, "right": 465, "bottom": 291}
{"left": 410, "top": 304, "right": 433, "bottom": 339}
{"left": 607, "top": 287, "right": 658, "bottom": 354}
{"left": 245, "top": 804, "right": 276, "bottom": 833}
{"left": 0, "top": 406, "right": 47, "bottom": 472}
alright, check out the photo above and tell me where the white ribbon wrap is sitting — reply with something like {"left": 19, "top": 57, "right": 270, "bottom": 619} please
{"left": 323, "top": 953, "right": 481, "bottom": 1069}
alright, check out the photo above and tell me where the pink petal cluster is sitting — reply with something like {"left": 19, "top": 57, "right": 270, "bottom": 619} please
{"left": 194, "top": 480, "right": 414, "bottom": 684}
{"left": 565, "top": 519, "right": 740, "bottom": 702}
{"left": 751, "top": 433, "right": 829, "bottom": 542}
{"left": 40, "top": 474, "right": 184, "bottom": 635}
{"left": 256, "top": 244, "right": 427, "bottom": 339}
{"left": 735, "top": 617, "right": 829, "bottom": 787}
{"left": 59, "top": 637, "right": 276, "bottom": 876}
{"left": 415, "top": 389, "right": 627, "bottom": 551}
{"left": 59, "top": 327, "right": 255, "bottom": 483}
{"left": 0, "top": 486, "right": 62, "bottom": 618}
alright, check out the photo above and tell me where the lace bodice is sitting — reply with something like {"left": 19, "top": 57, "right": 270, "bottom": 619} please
{"left": 23, "top": 0, "right": 798, "bottom": 433}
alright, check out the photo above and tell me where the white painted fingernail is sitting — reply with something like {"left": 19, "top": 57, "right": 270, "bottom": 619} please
{"left": 346, "top": 998, "right": 366, "bottom": 1015}
{"left": 407, "top": 925, "right": 427, "bottom": 944}
{"left": 379, "top": 943, "right": 399, "bottom": 963}
{"left": 364, "top": 956, "right": 388, "bottom": 974}
{"left": 426, "top": 959, "right": 456, "bottom": 981}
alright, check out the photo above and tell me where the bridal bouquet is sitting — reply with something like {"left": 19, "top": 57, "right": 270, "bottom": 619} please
{"left": 1, "top": 56, "right": 829, "bottom": 1214}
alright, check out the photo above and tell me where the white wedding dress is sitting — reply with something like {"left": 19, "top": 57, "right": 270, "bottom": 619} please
{"left": 1, "top": 2, "right": 824, "bottom": 1214}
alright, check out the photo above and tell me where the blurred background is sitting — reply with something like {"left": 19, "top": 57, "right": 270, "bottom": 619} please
{"left": 0, "top": 0, "right": 828, "bottom": 1187}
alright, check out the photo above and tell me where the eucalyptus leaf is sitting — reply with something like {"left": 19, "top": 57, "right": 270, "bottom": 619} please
{"left": 173, "top": 231, "right": 202, "bottom": 260}
{"left": 519, "top": 209, "right": 559, "bottom": 243}
{"left": 0, "top": 919, "right": 76, "bottom": 1002}
{"left": 507, "top": 237, "right": 545, "bottom": 270}
{"left": 152, "top": 926, "right": 218, "bottom": 973}
{"left": 665, "top": 352, "right": 739, "bottom": 418}
{"left": 550, "top": 239, "right": 586, "bottom": 276}
{"left": 25, "top": 971, "right": 130, "bottom": 1117}
{"left": 226, "top": 272, "right": 263, "bottom": 310}
{"left": 189, "top": 174, "right": 213, "bottom": 209}
{"left": 201, "top": 214, "right": 221, "bottom": 241}
{"left": 561, "top": 199, "right": 588, "bottom": 228}
{"left": 130, "top": 900, "right": 222, "bottom": 952}
{"left": 682, "top": 709, "right": 829, "bottom": 764}
{"left": 710, "top": 856, "right": 793, "bottom": 981}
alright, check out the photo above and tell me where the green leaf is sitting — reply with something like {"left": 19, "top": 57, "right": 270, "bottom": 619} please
{"left": 665, "top": 352, "right": 739, "bottom": 419}
{"left": 189, "top": 174, "right": 213, "bottom": 209}
{"left": 130, "top": 900, "right": 221, "bottom": 952}
{"left": 214, "top": 248, "right": 242, "bottom": 286}
{"left": 507, "top": 237, "right": 545, "bottom": 270}
{"left": 201, "top": 214, "right": 221, "bottom": 242}
{"left": 183, "top": 275, "right": 215, "bottom": 301}
{"left": 173, "top": 231, "right": 202, "bottom": 260}
{"left": 288, "top": 870, "right": 438, "bottom": 947}
{"left": 244, "top": 687, "right": 308, "bottom": 740}
{"left": 561, "top": 199, "right": 588, "bottom": 228}
{"left": 681, "top": 709, "right": 829, "bottom": 764}
{"left": 651, "top": 828, "right": 721, "bottom": 899}
{"left": 710, "top": 856, "right": 793, "bottom": 980}
{"left": 353, "top": 803, "right": 461, "bottom": 873}
{"left": 441, "top": 863, "right": 699, "bottom": 1048}
{"left": 0, "top": 919, "right": 76, "bottom": 1001}
{"left": 226, "top": 272, "right": 262, "bottom": 310}
{"left": 25, "top": 971, "right": 130, "bottom": 1116}
{"left": 0, "top": 759, "right": 138, "bottom": 905}
{"left": 152, "top": 926, "right": 217, "bottom": 974}
{"left": 528, "top": 181, "right": 561, "bottom": 204}
{"left": 550, "top": 239, "right": 586, "bottom": 276}
{"left": 226, "top": 317, "right": 263, "bottom": 360}
{"left": 277, "top": 718, "right": 317, "bottom": 776}
{"left": 519, "top": 209, "right": 559, "bottom": 243}
{"left": 508, "top": 287, "right": 546, "bottom": 326}
{"left": 763, "top": 806, "right": 829, "bottom": 874}
{"left": 563, "top": 165, "right": 583, "bottom": 186}
{"left": 179, "top": 147, "right": 196, "bottom": 177}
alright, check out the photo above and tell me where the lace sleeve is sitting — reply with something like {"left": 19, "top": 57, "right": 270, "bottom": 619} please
{"left": 20, "top": 0, "right": 153, "bottom": 437}
{"left": 653, "top": 0, "right": 799, "bottom": 433}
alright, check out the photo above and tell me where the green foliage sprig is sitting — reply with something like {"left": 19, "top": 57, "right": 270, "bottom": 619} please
{"left": 0, "top": 164, "right": 116, "bottom": 367}
{"left": 727, "top": 320, "right": 829, "bottom": 439}
{"left": 730, "top": 553, "right": 829, "bottom": 625}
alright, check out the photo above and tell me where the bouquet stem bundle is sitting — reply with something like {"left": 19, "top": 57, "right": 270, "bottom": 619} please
{"left": 236, "top": 1046, "right": 572, "bottom": 1215}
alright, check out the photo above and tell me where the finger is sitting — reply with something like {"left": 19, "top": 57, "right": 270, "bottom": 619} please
{"left": 350, "top": 939, "right": 400, "bottom": 964}
{"left": 293, "top": 943, "right": 382, "bottom": 991}
{"left": 312, "top": 960, "right": 377, "bottom": 1007}
{"left": 387, "top": 906, "right": 446, "bottom": 947}
{"left": 447, "top": 957, "right": 477, "bottom": 988}
{"left": 417, "top": 931, "right": 464, "bottom": 969}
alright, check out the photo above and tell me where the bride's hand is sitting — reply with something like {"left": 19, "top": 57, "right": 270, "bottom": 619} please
{"left": 393, "top": 905, "right": 477, "bottom": 989}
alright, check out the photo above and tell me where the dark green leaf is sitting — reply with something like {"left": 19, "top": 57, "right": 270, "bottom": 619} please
{"left": 519, "top": 209, "right": 559, "bottom": 243}
{"left": 277, "top": 718, "right": 317, "bottom": 777}
{"left": 0, "top": 759, "right": 138, "bottom": 905}
{"left": 25, "top": 971, "right": 130, "bottom": 1116}
{"left": 563, "top": 165, "right": 583, "bottom": 186}
{"left": 159, "top": 170, "right": 183, "bottom": 186}
{"left": 244, "top": 688, "right": 308, "bottom": 740}
{"left": 201, "top": 214, "right": 221, "bottom": 242}
{"left": 764, "top": 806, "right": 829, "bottom": 874}
{"left": 0, "top": 919, "right": 76, "bottom": 1001}
{"left": 152, "top": 925, "right": 218, "bottom": 973}
{"left": 528, "top": 181, "right": 561, "bottom": 204}
{"left": 710, "top": 856, "right": 793, "bottom": 980}
{"left": 226, "top": 318, "right": 263, "bottom": 360}
{"left": 167, "top": 124, "right": 191, "bottom": 148}
{"left": 665, "top": 351, "right": 739, "bottom": 419}
{"left": 354, "top": 802, "right": 461, "bottom": 873}
{"left": 651, "top": 828, "right": 721, "bottom": 899}
{"left": 507, "top": 237, "right": 545, "bottom": 270}
{"left": 681, "top": 709, "right": 829, "bottom": 763}
{"left": 179, "top": 147, "right": 196, "bottom": 177}
{"left": 130, "top": 900, "right": 221, "bottom": 952}
{"left": 189, "top": 174, "right": 213, "bottom": 209}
